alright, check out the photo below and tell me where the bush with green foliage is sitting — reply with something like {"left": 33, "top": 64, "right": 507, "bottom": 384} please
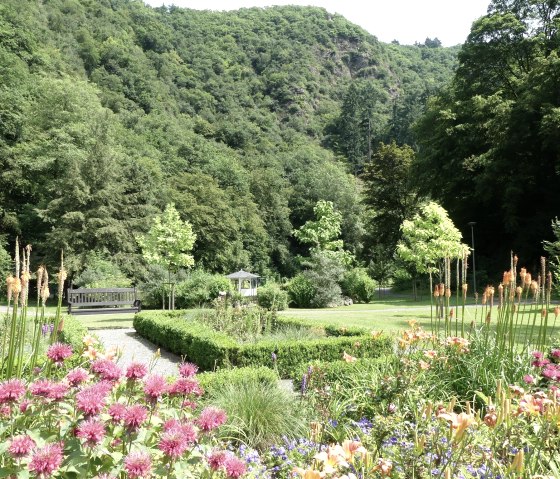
{"left": 174, "top": 270, "right": 232, "bottom": 308}
{"left": 256, "top": 282, "right": 289, "bottom": 310}
{"left": 73, "top": 253, "right": 132, "bottom": 288}
{"left": 287, "top": 274, "right": 315, "bottom": 308}
{"left": 302, "top": 251, "right": 346, "bottom": 308}
{"left": 341, "top": 267, "right": 376, "bottom": 303}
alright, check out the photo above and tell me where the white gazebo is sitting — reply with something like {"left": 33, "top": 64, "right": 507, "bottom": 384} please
{"left": 226, "top": 270, "right": 260, "bottom": 297}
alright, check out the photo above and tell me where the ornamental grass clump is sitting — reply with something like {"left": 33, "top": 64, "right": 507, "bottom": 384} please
{"left": 0, "top": 334, "right": 246, "bottom": 478}
{"left": 1, "top": 241, "right": 69, "bottom": 380}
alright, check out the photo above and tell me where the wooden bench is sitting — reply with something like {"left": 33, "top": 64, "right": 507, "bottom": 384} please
{"left": 67, "top": 288, "right": 141, "bottom": 315}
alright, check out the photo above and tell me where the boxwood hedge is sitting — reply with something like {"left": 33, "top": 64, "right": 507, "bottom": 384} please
{"left": 134, "top": 311, "right": 391, "bottom": 378}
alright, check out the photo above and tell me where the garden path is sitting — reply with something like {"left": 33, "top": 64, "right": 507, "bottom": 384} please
{"left": 94, "top": 328, "right": 182, "bottom": 377}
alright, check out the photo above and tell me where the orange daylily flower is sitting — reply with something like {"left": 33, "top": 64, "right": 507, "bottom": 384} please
{"left": 293, "top": 468, "right": 324, "bottom": 479}
{"left": 315, "top": 445, "right": 348, "bottom": 474}
{"left": 341, "top": 440, "right": 367, "bottom": 461}
{"left": 343, "top": 351, "right": 357, "bottom": 363}
{"left": 373, "top": 458, "right": 393, "bottom": 476}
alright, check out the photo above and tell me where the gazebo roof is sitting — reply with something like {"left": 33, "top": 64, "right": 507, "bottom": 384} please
{"left": 226, "top": 269, "right": 260, "bottom": 280}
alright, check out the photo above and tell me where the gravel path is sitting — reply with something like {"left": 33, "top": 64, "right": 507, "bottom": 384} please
{"left": 94, "top": 328, "right": 182, "bottom": 377}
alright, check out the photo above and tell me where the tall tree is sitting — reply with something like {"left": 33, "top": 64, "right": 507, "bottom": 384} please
{"left": 361, "top": 141, "right": 419, "bottom": 259}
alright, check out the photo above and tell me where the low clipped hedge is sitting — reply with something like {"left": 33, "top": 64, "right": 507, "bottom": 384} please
{"left": 134, "top": 311, "right": 392, "bottom": 378}
{"left": 59, "top": 314, "right": 89, "bottom": 350}
{"left": 198, "top": 366, "right": 279, "bottom": 397}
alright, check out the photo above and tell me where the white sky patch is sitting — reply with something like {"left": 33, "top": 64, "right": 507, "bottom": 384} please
{"left": 143, "top": 0, "right": 490, "bottom": 46}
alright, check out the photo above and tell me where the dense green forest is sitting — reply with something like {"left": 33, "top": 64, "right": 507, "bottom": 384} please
{"left": 1, "top": 0, "right": 556, "bottom": 287}
{"left": 0, "top": 0, "right": 458, "bottom": 281}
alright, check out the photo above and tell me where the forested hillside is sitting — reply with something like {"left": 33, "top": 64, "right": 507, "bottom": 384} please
{"left": 415, "top": 0, "right": 560, "bottom": 274}
{"left": 0, "top": 0, "right": 458, "bottom": 280}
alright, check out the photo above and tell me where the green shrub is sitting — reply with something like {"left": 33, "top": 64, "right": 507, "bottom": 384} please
{"left": 287, "top": 274, "right": 315, "bottom": 307}
{"left": 301, "top": 251, "right": 345, "bottom": 308}
{"left": 207, "top": 377, "right": 309, "bottom": 450}
{"left": 175, "top": 270, "right": 232, "bottom": 308}
{"left": 198, "top": 366, "right": 278, "bottom": 396}
{"left": 341, "top": 267, "right": 376, "bottom": 303}
{"left": 74, "top": 252, "right": 131, "bottom": 288}
{"left": 257, "top": 282, "right": 289, "bottom": 310}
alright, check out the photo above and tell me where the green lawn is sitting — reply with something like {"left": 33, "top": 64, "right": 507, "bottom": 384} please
{"left": 277, "top": 299, "right": 477, "bottom": 333}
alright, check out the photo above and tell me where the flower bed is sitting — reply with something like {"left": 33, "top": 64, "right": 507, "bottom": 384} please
{"left": 0, "top": 336, "right": 246, "bottom": 478}
{"left": 133, "top": 311, "right": 391, "bottom": 377}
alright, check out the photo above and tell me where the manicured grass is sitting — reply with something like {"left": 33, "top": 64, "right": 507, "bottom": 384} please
{"left": 78, "top": 313, "right": 136, "bottom": 329}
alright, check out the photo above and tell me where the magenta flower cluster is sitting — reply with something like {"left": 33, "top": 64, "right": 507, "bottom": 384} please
{"left": 0, "top": 344, "right": 244, "bottom": 479}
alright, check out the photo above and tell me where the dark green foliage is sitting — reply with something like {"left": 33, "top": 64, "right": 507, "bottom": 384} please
{"left": 340, "top": 268, "right": 376, "bottom": 303}
{"left": 0, "top": 0, "right": 457, "bottom": 280}
{"left": 414, "top": 0, "right": 560, "bottom": 272}
{"left": 361, "top": 141, "right": 420, "bottom": 267}
{"left": 256, "top": 282, "right": 289, "bottom": 311}
{"left": 197, "top": 366, "right": 279, "bottom": 396}
{"left": 134, "top": 311, "right": 237, "bottom": 371}
{"left": 74, "top": 252, "right": 131, "bottom": 288}
{"left": 134, "top": 311, "right": 391, "bottom": 377}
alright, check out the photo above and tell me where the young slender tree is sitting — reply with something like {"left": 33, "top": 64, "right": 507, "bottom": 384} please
{"left": 137, "top": 204, "right": 196, "bottom": 309}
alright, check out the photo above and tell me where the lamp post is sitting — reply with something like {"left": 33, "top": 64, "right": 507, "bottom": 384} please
{"left": 468, "top": 222, "right": 477, "bottom": 296}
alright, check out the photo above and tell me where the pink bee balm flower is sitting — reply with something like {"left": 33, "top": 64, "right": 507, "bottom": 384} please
{"left": 124, "top": 450, "right": 152, "bottom": 479}
{"left": 143, "top": 374, "right": 168, "bottom": 400}
{"left": 224, "top": 456, "right": 247, "bottom": 478}
{"left": 76, "top": 383, "right": 109, "bottom": 416}
{"left": 124, "top": 405, "right": 148, "bottom": 430}
{"left": 169, "top": 378, "right": 202, "bottom": 396}
{"left": 524, "top": 374, "right": 536, "bottom": 384}
{"left": 28, "top": 442, "right": 64, "bottom": 478}
{"left": 76, "top": 418, "right": 106, "bottom": 446}
{"left": 126, "top": 362, "right": 148, "bottom": 380}
{"left": 46, "top": 343, "right": 73, "bottom": 364}
{"left": 9, "top": 435, "right": 35, "bottom": 459}
{"left": 197, "top": 407, "right": 227, "bottom": 431}
{"left": 532, "top": 351, "right": 544, "bottom": 360}
{"left": 208, "top": 450, "right": 229, "bottom": 470}
{"left": 29, "top": 379, "right": 56, "bottom": 398}
{"left": 91, "top": 359, "right": 122, "bottom": 382}
{"left": 108, "top": 402, "right": 127, "bottom": 423}
{"left": 66, "top": 368, "right": 89, "bottom": 387}
{"left": 0, "top": 379, "right": 26, "bottom": 404}
{"left": 45, "top": 382, "right": 69, "bottom": 401}
{"left": 158, "top": 430, "right": 190, "bottom": 459}
{"left": 178, "top": 362, "right": 198, "bottom": 378}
